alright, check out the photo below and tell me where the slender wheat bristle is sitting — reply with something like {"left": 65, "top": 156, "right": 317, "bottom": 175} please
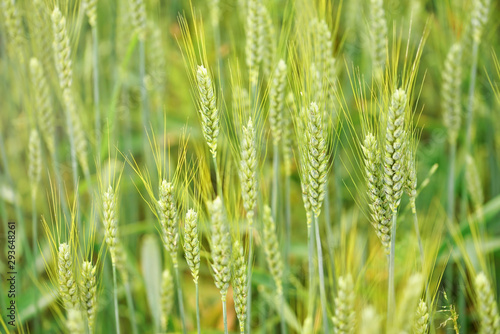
{"left": 160, "top": 268, "right": 174, "bottom": 330}
{"left": 475, "top": 272, "right": 500, "bottom": 334}
{"left": 183, "top": 209, "right": 200, "bottom": 283}
{"left": 442, "top": 43, "right": 462, "bottom": 144}
{"left": 332, "top": 274, "right": 355, "bottom": 334}
{"left": 306, "top": 102, "right": 328, "bottom": 217}
{"left": 414, "top": 299, "right": 429, "bottom": 334}
{"left": 209, "top": 197, "right": 231, "bottom": 300}
{"left": 83, "top": 0, "right": 97, "bottom": 26}
{"left": 471, "top": 0, "right": 490, "bottom": 42}
{"left": 269, "top": 59, "right": 287, "bottom": 146}
{"left": 232, "top": 240, "right": 248, "bottom": 334}
{"left": 129, "top": 0, "right": 147, "bottom": 40}
{"left": 30, "top": 58, "right": 55, "bottom": 154}
{"left": 362, "top": 132, "right": 391, "bottom": 252}
{"left": 240, "top": 118, "right": 257, "bottom": 221}
{"left": 369, "top": 0, "right": 387, "bottom": 71}
{"left": 103, "top": 185, "right": 118, "bottom": 264}
{"left": 466, "top": 155, "right": 484, "bottom": 215}
{"left": 383, "top": 88, "right": 407, "bottom": 213}
{"left": 158, "top": 180, "right": 179, "bottom": 265}
{"left": 66, "top": 308, "right": 85, "bottom": 334}
{"left": 360, "top": 305, "right": 380, "bottom": 334}
{"left": 263, "top": 205, "right": 283, "bottom": 296}
{"left": 259, "top": 3, "right": 275, "bottom": 78}
{"left": 196, "top": 65, "right": 220, "bottom": 158}
{"left": 1, "top": 0, "right": 24, "bottom": 61}
{"left": 80, "top": 261, "right": 97, "bottom": 330}
{"left": 246, "top": 0, "right": 263, "bottom": 84}
{"left": 28, "top": 129, "right": 42, "bottom": 195}
{"left": 58, "top": 243, "right": 79, "bottom": 309}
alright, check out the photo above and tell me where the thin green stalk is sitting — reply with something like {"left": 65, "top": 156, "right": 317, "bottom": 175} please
{"left": 314, "top": 214, "right": 329, "bottom": 334}
{"left": 280, "top": 292, "right": 286, "bottom": 334}
{"left": 92, "top": 25, "right": 100, "bottom": 160}
{"left": 323, "top": 182, "right": 336, "bottom": 293}
{"left": 124, "top": 279, "right": 138, "bottom": 334}
{"left": 195, "top": 282, "right": 201, "bottom": 334}
{"left": 32, "top": 193, "right": 39, "bottom": 333}
{"left": 112, "top": 264, "right": 121, "bottom": 334}
{"left": 284, "top": 172, "right": 291, "bottom": 265}
{"left": 139, "top": 40, "right": 151, "bottom": 168}
{"left": 387, "top": 212, "right": 397, "bottom": 329}
{"left": 272, "top": 145, "right": 279, "bottom": 221}
{"left": 174, "top": 264, "right": 187, "bottom": 334}
{"left": 246, "top": 216, "right": 254, "bottom": 334}
{"left": 447, "top": 141, "right": 457, "bottom": 221}
{"left": 412, "top": 210, "right": 424, "bottom": 268}
{"left": 213, "top": 156, "right": 223, "bottom": 199}
{"left": 307, "top": 223, "right": 315, "bottom": 321}
{"left": 223, "top": 298, "right": 228, "bottom": 334}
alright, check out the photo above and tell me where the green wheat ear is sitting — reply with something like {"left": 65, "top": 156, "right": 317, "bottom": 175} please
{"left": 157, "top": 180, "right": 179, "bottom": 265}
{"left": 332, "top": 274, "right": 356, "bottom": 334}
{"left": 269, "top": 59, "right": 287, "bottom": 146}
{"left": 475, "top": 272, "right": 500, "bottom": 334}
{"left": 442, "top": 43, "right": 462, "bottom": 144}
{"left": 80, "top": 261, "right": 97, "bottom": 331}
{"left": 240, "top": 118, "right": 257, "bottom": 221}
{"left": 196, "top": 65, "right": 220, "bottom": 158}
{"left": 209, "top": 196, "right": 231, "bottom": 300}
{"left": 58, "top": 243, "right": 79, "bottom": 310}
{"left": 28, "top": 129, "right": 42, "bottom": 195}
{"left": 103, "top": 185, "right": 118, "bottom": 264}
{"left": 232, "top": 240, "right": 248, "bottom": 334}
{"left": 160, "top": 268, "right": 174, "bottom": 330}
{"left": 414, "top": 299, "right": 429, "bottom": 334}
{"left": 82, "top": 0, "right": 97, "bottom": 26}
{"left": 263, "top": 205, "right": 283, "bottom": 296}
{"left": 183, "top": 209, "right": 200, "bottom": 283}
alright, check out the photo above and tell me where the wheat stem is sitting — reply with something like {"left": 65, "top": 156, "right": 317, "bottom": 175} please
{"left": 92, "top": 26, "right": 101, "bottom": 160}
{"left": 112, "top": 264, "right": 121, "bottom": 334}
{"left": 314, "top": 214, "right": 329, "bottom": 334}
{"left": 246, "top": 217, "right": 254, "bottom": 334}
{"left": 124, "top": 278, "right": 138, "bottom": 334}
{"left": 387, "top": 212, "right": 397, "bottom": 328}
{"left": 447, "top": 141, "right": 457, "bottom": 222}
{"left": 272, "top": 145, "right": 279, "bottom": 221}
{"left": 195, "top": 282, "right": 201, "bottom": 334}
{"left": 174, "top": 264, "right": 187, "bottom": 334}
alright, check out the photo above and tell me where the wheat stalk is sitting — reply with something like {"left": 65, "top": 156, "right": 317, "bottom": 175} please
{"left": 332, "top": 274, "right": 355, "bottom": 334}
{"left": 233, "top": 241, "right": 248, "bottom": 334}
{"left": 58, "top": 243, "right": 79, "bottom": 310}
{"left": 475, "top": 272, "right": 500, "bottom": 334}
{"left": 80, "top": 261, "right": 97, "bottom": 332}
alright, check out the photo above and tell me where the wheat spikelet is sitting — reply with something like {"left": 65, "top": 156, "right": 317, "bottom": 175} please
{"left": 30, "top": 58, "right": 55, "bottom": 154}
{"left": 28, "top": 129, "right": 42, "bottom": 194}
{"left": 414, "top": 299, "right": 429, "bottom": 334}
{"left": 129, "top": 0, "right": 147, "bottom": 40}
{"left": 362, "top": 132, "right": 391, "bottom": 251}
{"left": 405, "top": 148, "right": 418, "bottom": 214}
{"left": 232, "top": 241, "right": 248, "bottom": 334}
{"left": 1, "top": 0, "right": 24, "bottom": 61}
{"left": 269, "top": 59, "right": 287, "bottom": 146}
{"left": 80, "top": 261, "right": 97, "bottom": 330}
{"left": 239, "top": 118, "right": 257, "bottom": 221}
{"left": 158, "top": 180, "right": 179, "bottom": 265}
{"left": 475, "top": 272, "right": 500, "bottom": 334}
{"left": 183, "top": 209, "right": 200, "bottom": 283}
{"left": 66, "top": 308, "right": 85, "bottom": 334}
{"left": 360, "top": 306, "right": 380, "bottom": 334}
{"left": 383, "top": 88, "right": 407, "bottom": 212}
{"left": 259, "top": 3, "right": 275, "bottom": 78}
{"left": 263, "top": 205, "right": 283, "bottom": 296}
{"left": 246, "top": 0, "right": 263, "bottom": 84}
{"left": 471, "top": 0, "right": 490, "bottom": 42}
{"left": 32, "top": 1, "right": 53, "bottom": 74}
{"left": 83, "top": 0, "right": 97, "bottom": 26}
{"left": 369, "top": 0, "right": 387, "bottom": 71}
{"left": 306, "top": 102, "right": 328, "bottom": 217}
{"left": 103, "top": 186, "right": 118, "bottom": 264}
{"left": 209, "top": 197, "right": 231, "bottom": 299}
{"left": 160, "top": 268, "right": 174, "bottom": 330}
{"left": 332, "top": 274, "right": 355, "bottom": 334}
{"left": 58, "top": 243, "right": 79, "bottom": 309}
{"left": 442, "top": 43, "right": 462, "bottom": 144}
{"left": 196, "top": 65, "right": 220, "bottom": 158}
{"left": 466, "top": 155, "right": 484, "bottom": 216}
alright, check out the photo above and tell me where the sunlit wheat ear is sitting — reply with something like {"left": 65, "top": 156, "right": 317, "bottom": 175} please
{"left": 263, "top": 205, "right": 284, "bottom": 296}
{"left": 28, "top": 129, "right": 42, "bottom": 195}
{"left": 360, "top": 305, "right": 381, "bottom": 334}
{"left": 82, "top": 0, "right": 97, "bottom": 26}
{"left": 362, "top": 133, "right": 391, "bottom": 252}
{"left": 66, "top": 308, "right": 85, "bottom": 334}
{"left": 30, "top": 58, "right": 55, "bottom": 154}
{"left": 196, "top": 65, "right": 220, "bottom": 158}
{"left": 332, "top": 274, "right": 356, "bottom": 334}
{"left": 103, "top": 186, "right": 118, "bottom": 264}
{"left": 158, "top": 180, "right": 179, "bottom": 265}
{"left": 383, "top": 88, "right": 407, "bottom": 213}
{"left": 475, "top": 272, "right": 500, "bottom": 333}
{"left": 129, "top": 0, "right": 147, "bottom": 40}
{"left": 160, "top": 268, "right": 174, "bottom": 330}
{"left": 240, "top": 118, "right": 257, "bottom": 221}
{"left": 414, "top": 299, "right": 429, "bottom": 334}
{"left": 306, "top": 102, "right": 329, "bottom": 217}
{"left": 209, "top": 197, "right": 231, "bottom": 299}
{"left": 259, "top": 3, "right": 275, "bottom": 78}
{"left": 246, "top": 0, "right": 263, "bottom": 84}
{"left": 369, "top": 0, "right": 387, "bottom": 71}
{"left": 442, "top": 43, "right": 462, "bottom": 144}
{"left": 80, "top": 261, "right": 97, "bottom": 330}
{"left": 183, "top": 209, "right": 200, "bottom": 283}
{"left": 232, "top": 241, "right": 248, "bottom": 334}
{"left": 405, "top": 148, "right": 417, "bottom": 213}
{"left": 269, "top": 59, "right": 287, "bottom": 146}
{"left": 58, "top": 243, "right": 79, "bottom": 309}
{"left": 2, "top": 0, "right": 24, "bottom": 61}
{"left": 465, "top": 155, "right": 484, "bottom": 216}
{"left": 471, "top": 0, "right": 490, "bottom": 42}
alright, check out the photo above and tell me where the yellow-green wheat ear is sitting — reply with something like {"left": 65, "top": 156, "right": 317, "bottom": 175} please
{"left": 246, "top": 0, "right": 263, "bottom": 85}
{"left": 80, "top": 261, "right": 97, "bottom": 331}
{"left": 183, "top": 209, "right": 200, "bottom": 283}
{"left": 103, "top": 186, "right": 118, "bottom": 264}
{"left": 414, "top": 299, "right": 429, "bottom": 334}
{"left": 360, "top": 306, "right": 381, "bottom": 333}
{"left": 466, "top": 155, "right": 484, "bottom": 215}
{"left": 383, "top": 88, "right": 408, "bottom": 213}
{"left": 442, "top": 43, "right": 462, "bottom": 145}
{"left": 405, "top": 148, "right": 417, "bottom": 214}
{"left": 240, "top": 118, "right": 258, "bottom": 221}
{"left": 29, "top": 58, "right": 55, "bottom": 155}
{"left": 28, "top": 129, "right": 42, "bottom": 196}
{"left": 471, "top": 0, "right": 490, "bottom": 42}
{"left": 66, "top": 309, "right": 85, "bottom": 334}
{"left": 157, "top": 180, "right": 179, "bottom": 266}
{"left": 269, "top": 59, "right": 287, "bottom": 146}
{"left": 475, "top": 272, "right": 500, "bottom": 334}
{"left": 160, "top": 268, "right": 174, "bottom": 330}
{"left": 332, "top": 274, "right": 356, "bottom": 334}
{"left": 232, "top": 240, "right": 248, "bottom": 334}
{"left": 369, "top": 0, "right": 387, "bottom": 72}
{"left": 196, "top": 65, "right": 220, "bottom": 159}
{"left": 1, "top": 0, "right": 24, "bottom": 62}
{"left": 82, "top": 0, "right": 98, "bottom": 27}
{"left": 129, "top": 0, "right": 147, "bottom": 40}
{"left": 362, "top": 132, "right": 391, "bottom": 252}
{"left": 263, "top": 205, "right": 283, "bottom": 296}
{"left": 259, "top": 3, "right": 275, "bottom": 78}
{"left": 209, "top": 196, "right": 231, "bottom": 300}
{"left": 58, "top": 243, "right": 79, "bottom": 310}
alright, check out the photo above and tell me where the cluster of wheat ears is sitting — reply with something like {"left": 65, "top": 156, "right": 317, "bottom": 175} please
{"left": 2, "top": 0, "right": 500, "bottom": 333}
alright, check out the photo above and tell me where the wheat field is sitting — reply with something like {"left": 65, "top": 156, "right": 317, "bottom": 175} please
{"left": 1, "top": 0, "right": 500, "bottom": 333}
